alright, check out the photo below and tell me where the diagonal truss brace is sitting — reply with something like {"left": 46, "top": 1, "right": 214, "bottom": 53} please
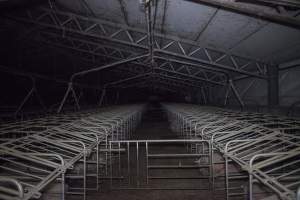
{"left": 57, "top": 54, "right": 149, "bottom": 113}
{"left": 23, "top": 30, "right": 229, "bottom": 87}
{"left": 14, "top": 78, "right": 46, "bottom": 117}
{"left": 20, "top": 30, "right": 228, "bottom": 87}
{"left": 224, "top": 79, "right": 245, "bottom": 109}
{"left": 3, "top": 6, "right": 269, "bottom": 79}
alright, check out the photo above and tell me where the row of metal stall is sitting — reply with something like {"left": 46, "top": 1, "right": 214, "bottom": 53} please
{"left": 0, "top": 104, "right": 145, "bottom": 200}
{"left": 162, "top": 103, "right": 300, "bottom": 200}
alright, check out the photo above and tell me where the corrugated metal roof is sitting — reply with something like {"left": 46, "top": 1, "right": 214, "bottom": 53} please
{"left": 56, "top": 0, "right": 300, "bottom": 64}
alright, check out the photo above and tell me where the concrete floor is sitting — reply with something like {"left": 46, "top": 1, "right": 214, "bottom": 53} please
{"left": 35, "top": 105, "right": 278, "bottom": 200}
{"left": 86, "top": 190, "right": 211, "bottom": 200}
{"left": 43, "top": 105, "right": 214, "bottom": 200}
{"left": 92, "top": 106, "right": 213, "bottom": 200}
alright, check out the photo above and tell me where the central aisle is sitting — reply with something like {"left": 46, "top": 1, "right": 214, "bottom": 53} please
{"left": 133, "top": 104, "right": 177, "bottom": 140}
{"left": 72, "top": 104, "right": 213, "bottom": 200}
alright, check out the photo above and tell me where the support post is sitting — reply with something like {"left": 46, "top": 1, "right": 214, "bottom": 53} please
{"left": 14, "top": 87, "right": 35, "bottom": 117}
{"left": 224, "top": 83, "right": 230, "bottom": 106}
{"left": 57, "top": 82, "right": 80, "bottom": 113}
{"left": 71, "top": 86, "right": 80, "bottom": 110}
{"left": 115, "top": 90, "right": 119, "bottom": 105}
{"left": 98, "top": 88, "right": 106, "bottom": 106}
{"left": 60, "top": 54, "right": 148, "bottom": 110}
{"left": 14, "top": 78, "right": 46, "bottom": 117}
{"left": 201, "top": 87, "right": 207, "bottom": 105}
{"left": 35, "top": 89, "right": 46, "bottom": 110}
{"left": 267, "top": 64, "right": 279, "bottom": 108}
{"left": 229, "top": 79, "right": 245, "bottom": 110}
{"left": 57, "top": 83, "right": 72, "bottom": 113}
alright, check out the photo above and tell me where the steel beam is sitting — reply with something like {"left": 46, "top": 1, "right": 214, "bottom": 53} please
{"left": 154, "top": 59, "right": 226, "bottom": 86}
{"left": 3, "top": 6, "right": 268, "bottom": 79}
{"left": 187, "top": 0, "right": 300, "bottom": 28}
{"left": 37, "top": 31, "right": 228, "bottom": 84}
{"left": 57, "top": 54, "right": 149, "bottom": 113}
{"left": 20, "top": 31, "right": 227, "bottom": 86}
{"left": 105, "top": 73, "right": 152, "bottom": 88}
{"left": 154, "top": 73, "right": 203, "bottom": 88}
{"left": 155, "top": 67, "right": 225, "bottom": 86}
{"left": 70, "top": 54, "right": 149, "bottom": 81}
{"left": 106, "top": 72, "right": 202, "bottom": 94}
{"left": 34, "top": 31, "right": 150, "bottom": 72}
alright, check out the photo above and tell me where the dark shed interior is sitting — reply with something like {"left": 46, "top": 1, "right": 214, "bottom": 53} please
{"left": 0, "top": 0, "right": 300, "bottom": 200}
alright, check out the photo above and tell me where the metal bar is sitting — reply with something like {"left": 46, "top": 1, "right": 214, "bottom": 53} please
{"left": 14, "top": 87, "right": 35, "bottom": 117}
{"left": 98, "top": 88, "right": 106, "bottom": 106}
{"left": 187, "top": 0, "right": 300, "bottom": 28}
{"left": 229, "top": 79, "right": 245, "bottom": 109}
{"left": 4, "top": 7, "right": 269, "bottom": 78}
{"left": 57, "top": 83, "right": 73, "bottom": 113}
{"left": 70, "top": 54, "right": 149, "bottom": 82}
{"left": 162, "top": 103, "right": 300, "bottom": 199}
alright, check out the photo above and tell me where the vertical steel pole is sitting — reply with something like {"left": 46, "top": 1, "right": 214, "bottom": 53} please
{"left": 118, "top": 142, "right": 121, "bottom": 182}
{"left": 110, "top": 141, "right": 113, "bottom": 188}
{"left": 57, "top": 82, "right": 72, "bottom": 113}
{"left": 208, "top": 141, "right": 213, "bottom": 191}
{"left": 229, "top": 79, "right": 245, "bottom": 110}
{"left": 35, "top": 88, "right": 46, "bottom": 111}
{"left": 83, "top": 152, "right": 86, "bottom": 200}
{"left": 98, "top": 88, "right": 106, "bottom": 106}
{"left": 105, "top": 136, "right": 108, "bottom": 176}
{"left": 115, "top": 90, "right": 119, "bottom": 105}
{"left": 224, "top": 83, "right": 230, "bottom": 106}
{"left": 225, "top": 155, "right": 229, "bottom": 200}
{"left": 14, "top": 87, "right": 35, "bottom": 117}
{"left": 127, "top": 142, "right": 130, "bottom": 185}
{"left": 146, "top": 142, "right": 149, "bottom": 185}
{"left": 96, "top": 144, "right": 99, "bottom": 191}
{"left": 136, "top": 142, "right": 139, "bottom": 187}
{"left": 248, "top": 173, "right": 253, "bottom": 200}
{"left": 201, "top": 87, "right": 207, "bottom": 105}
{"left": 211, "top": 141, "right": 215, "bottom": 194}
{"left": 71, "top": 86, "right": 80, "bottom": 110}
{"left": 61, "top": 172, "right": 65, "bottom": 200}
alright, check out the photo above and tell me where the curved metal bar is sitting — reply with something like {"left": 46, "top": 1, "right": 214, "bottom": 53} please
{"left": 0, "top": 177, "right": 23, "bottom": 199}
{"left": 162, "top": 103, "right": 300, "bottom": 199}
{"left": 1, "top": 105, "right": 146, "bottom": 199}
